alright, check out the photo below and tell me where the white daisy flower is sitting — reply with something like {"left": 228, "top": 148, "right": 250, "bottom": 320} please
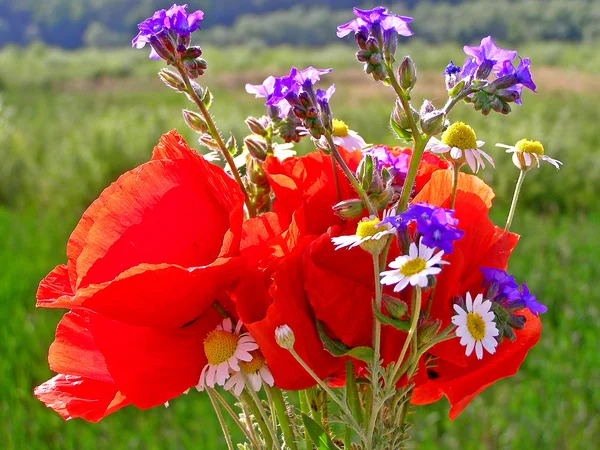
{"left": 496, "top": 139, "right": 562, "bottom": 171}
{"left": 331, "top": 210, "right": 395, "bottom": 254}
{"left": 427, "top": 121, "right": 494, "bottom": 173}
{"left": 325, "top": 119, "right": 368, "bottom": 151}
{"left": 197, "top": 318, "right": 258, "bottom": 390}
{"left": 451, "top": 292, "right": 499, "bottom": 360}
{"left": 224, "top": 350, "right": 275, "bottom": 396}
{"left": 380, "top": 238, "right": 448, "bottom": 292}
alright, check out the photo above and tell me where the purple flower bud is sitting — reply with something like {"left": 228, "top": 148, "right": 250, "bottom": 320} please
{"left": 337, "top": 7, "right": 413, "bottom": 39}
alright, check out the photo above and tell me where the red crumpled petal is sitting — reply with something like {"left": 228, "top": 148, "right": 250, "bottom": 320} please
{"left": 412, "top": 310, "right": 541, "bottom": 419}
{"left": 89, "top": 307, "right": 222, "bottom": 409}
{"left": 34, "top": 374, "right": 129, "bottom": 422}
{"left": 413, "top": 170, "right": 495, "bottom": 210}
{"left": 37, "top": 264, "right": 77, "bottom": 308}
{"left": 68, "top": 132, "right": 243, "bottom": 290}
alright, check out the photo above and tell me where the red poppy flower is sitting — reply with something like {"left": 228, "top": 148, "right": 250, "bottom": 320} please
{"left": 36, "top": 131, "right": 245, "bottom": 420}
{"left": 409, "top": 169, "right": 542, "bottom": 418}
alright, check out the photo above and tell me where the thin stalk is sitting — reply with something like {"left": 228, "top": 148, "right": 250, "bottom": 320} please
{"left": 306, "top": 387, "right": 322, "bottom": 425}
{"left": 386, "top": 67, "right": 421, "bottom": 142}
{"left": 240, "top": 397, "right": 261, "bottom": 448}
{"left": 299, "top": 391, "right": 314, "bottom": 450}
{"left": 331, "top": 151, "right": 342, "bottom": 202}
{"left": 176, "top": 65, "right": 256, "bottom": 217}
{"left": 323, "top": 132, "right": 377, "bottom": 215}
{"left": 391, "top": 287, "right": 422, "bottom": 383}
{"left": 505, "top": 169, "right": 527, "bottom": 232}
{"left": 344, "top": 426, "right": 352, "bottom": 450}
{"left": 345, "top": 360, "right": 363, "bottom": 425}
{"left": 211, "top": 389, "right": 262, "bottom": 450}
{"left": 406, "top": 326, "right": 456, "bottom": 380}
{"left": 207, "top": 388, "right": 235, "bottom": 450}
{"left": 268, "top": 386, "right": 298, "bottom": 450}
{"left": 449, "top": 163, "right": 460, "bottom": 209}
{"left": 241, "top": 390, "right": 277, "bottom": 450}
{"left": 288, "top": 348, "right": 361, "bottom": 434}
{"left": 372, "top": 254, "right": 383, "bottom": 371}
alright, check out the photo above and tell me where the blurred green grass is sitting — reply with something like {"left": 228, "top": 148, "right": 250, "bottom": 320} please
{"left": 1, "top": 44, "right": 599, "bottom": 449}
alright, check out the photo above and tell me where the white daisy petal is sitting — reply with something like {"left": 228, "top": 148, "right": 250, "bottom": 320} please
{"left": 465, "top": 339, "right": 475, "bottom": 356}
{"left": 475, "top": 341, "right": 483, "bottom": 360}
{"left": 465, "top": 149, "right": 477, "bottom": 172}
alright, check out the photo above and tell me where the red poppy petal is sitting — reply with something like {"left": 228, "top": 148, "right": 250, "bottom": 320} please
{"left": 76, "top": 259, "right": 242, "bottom": 329}
{"left": 35, "top": 374, "right": 129, "bottom": 422}
{"left": 74, "top": 144, "right": 243, "bottom": 289}
{"left": 151, "top": 129, "right": 199, "bottom": 161}
{"left": 89, "top": 307, "right": 221, "bottom": 408}
{"left": 36, "top": 264, "right": 77, "bottom": 308}
{"left": 412, "top": 310, "right": 541, "bottom": 419}
{"left": 48, "top": 311, "right": 112, "bottom": 383}
{"left": 414, "top": 170, "right": 495, "bottom": 210}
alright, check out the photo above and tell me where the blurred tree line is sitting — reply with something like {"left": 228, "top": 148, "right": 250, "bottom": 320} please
{"left": 1, "top": 0, "right": 599, "bottom": 48}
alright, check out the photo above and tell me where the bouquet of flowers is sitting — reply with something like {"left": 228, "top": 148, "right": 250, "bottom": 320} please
{"left": 34, "top": 5, "right": 561, "bottom": 449}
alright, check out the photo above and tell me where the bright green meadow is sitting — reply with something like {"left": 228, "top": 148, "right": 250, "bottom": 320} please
{"left": 1, "top": 43, "right": 598, "bottom": 449}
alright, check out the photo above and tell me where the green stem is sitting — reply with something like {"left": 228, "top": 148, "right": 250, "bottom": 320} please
{"left": 331, "top": 149, "right": 342, "bottom": 202}
{"left": 372, "top": 255, "right": 383, "bottom": 371}
{"left": 344, "top": 425, "right": 352, "bottom": 450}
{"left": 176, "top": 65, "right": 256, "bottom": 217}
{"left": 505, "top": 169, "right": 527, "bottom": 232}
{"left": 207, "top": 388, "right": 235, "bottom": 450}
{"left": 211, "top": 389, "right": 262, "bottom": 450}
{"left": 323, "top": 132, "right": 377, "bottom": 216}
{"left": 299, "top": 391, "right": 314, "bottom": 450}
{"left": 391, "top": 287, "right": 422, "bottom": 383}
{"left": 450, "top": 163, "right": 460, "bottom": 209}
{"left": 345, "top": 360, "right": 363, "bottom": 426}
{"left": 306, "top": 386, "right": 322, "bottom": 425}
{"left": 406, "top": 324, "right": 456, "bottom": 380}
{"left": 269, "top": 386, "right": 298, "bottom": 450}
{"left": 241, "top": 389, "right": 277, "bottom": 450}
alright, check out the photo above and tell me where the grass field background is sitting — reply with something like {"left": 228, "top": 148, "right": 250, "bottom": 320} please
{"left": 1, "top": 42, "right": 599, "bottom": 449}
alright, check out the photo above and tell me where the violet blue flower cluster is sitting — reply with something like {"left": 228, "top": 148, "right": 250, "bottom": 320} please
{"left": 364, "top": 145, "right": 410, "bottom": 183}
{"left": 481, "top": 268, "right": 547, "bottom": 316}
{"left": 132, "top": 4, "right": 206, "bottom": 78}
{"left": 444, "top": 36, "right": 536, "bottom": 113}
{"left": 261, "top": 67, "right": 335, "bottom": 139}
{"left": 380, "top": 202, "right": 464, "bottom": 254}
{"left": 337, "top": 7, "right": 413, "bottom": 81}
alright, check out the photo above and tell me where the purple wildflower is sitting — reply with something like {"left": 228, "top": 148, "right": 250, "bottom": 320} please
{"left": 460, "top": 57, "right": 479, "bottom": 79}
{"left": 337, "top": 7, "right": 413, "bottom": 38}
{"left": 364, "top": 145, "right": 409, "bottom": 181}
{"left": 380, "top": 202, "right": 464, "bottom": 253}
{"left": 496, "top": 58, "right": 537, "bottom": 105}
{"left": 443, "top": 61, "right": 461, "bottom": 76}
{"left": 520, "top": 283, "right": 547, "bottom": 316}
{"left": 245, "top": 76, "right": 291, "bottom": 117}
{"left": 132, "top": 4, "right": 204, "bottom": 60}
{"left": 481, "top": 268, "right": 521, "bottom": 302}
{"left": 463, "top": 36, "right": 517, "bottom": 73}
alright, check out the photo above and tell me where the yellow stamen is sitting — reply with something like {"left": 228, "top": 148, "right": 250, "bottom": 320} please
{"left": 466, "top": 313, "right": 486, "bottom": 341}
{"left": 332, "top": 119, "right": 349, "bottom": 137}
{"left": 239, "top": 350, "right": 266, "bottom": 374}
{"left": 515, "top": 138, "right": 544, "bottom": 155}
{"left": 399, "top": 258, "right": 427, "bottom": 276}
{"left": 441, "top": 122, "right": 478, "bottom": 150}
{"left": 356, "top": 217, "right": 381, "bottom": 238}
{"left": 204, "top": 330, "right": 238, "bottom": 365}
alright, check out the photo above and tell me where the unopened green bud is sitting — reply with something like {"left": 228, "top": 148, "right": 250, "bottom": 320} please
{"left": 245, "top": 117, "right": 268, "bottom": 137}
{"left": 392, "top": 100, "right": 419, "bottom": 130}
{"left": 383, "top": 295, "right": 408, "bottom": 319}
{"left": 420, "top": 110, "right": 446, "bottom": 136}
{"left": 198, "top": 134, "right": 220, "bottom": 151}
{"left": 247, "top": 156, "right": 267, "bottom": 185}
{"left": 332, "top": 199, "right": 364, "bottom": 219}
{"left": 418, "top": 319, "right": 442, "bottom": 345}
{"left": 244, "top": 135, "right": 268, "bottom": 160}
{"left": 182, "top": 109, "right": 209, "bottom": 134}
{"left": 275, "top": 325, "right": 295, "bottom": 350}
{"left": 369, "top": 189, "right": 393, "bottom": 210}
{"left": 357, "top": 155, "right": 374, "bottom": 191}
{"left": 158, "top": 68, "right": 185, "bottom": 92}
{"left": 398, "top": 56, "right": 417, "bottom": 91}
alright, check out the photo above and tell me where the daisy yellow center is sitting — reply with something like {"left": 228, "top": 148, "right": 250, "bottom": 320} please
{"left": 239, "top": 350, "right": 266, "bottom": 374}
{"left": 466, "top": 313, "right": 486, "bottom": 341}
{"left": 399, "top": 257, "right": 427, "bottom": 276}
{"left": 441, "top": 122, "right": 477, "bottom": 150}
{"left": 356, "top": 218, "right": 381, "bottom": 238}
{"left": 515, "top": 138, "right": 544, "bottom": 155}
{"left": 332, "top": 119, "right": 349, "bottom": 137}
{"left": 204, "top": 330, "right": 239, "bottom": 365}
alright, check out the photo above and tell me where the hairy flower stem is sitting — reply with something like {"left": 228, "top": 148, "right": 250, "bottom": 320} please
{"left": 268, "top": 386, "right": 298, "bottom": 450}
{"left": 211, "top": 389, "right": 261, "bottom": 450}
{"left": 450, "top": 164, "right": 461, "bottom": 209}
{"left": 241, "top": 388, "right": 279, "bottom": 450}
{"left": 345, "top": 360, "right": 362, "bottom": 441}
{"left": 176, "top": 64, "right": 256, "bottom": 217}
{"left": 206, "top": 388, "right": 235, "bottom": 450}
{"left": 331, "top": 153, "right": 342, "bottom": 202}
{"left": 299, "top": 391, "right": 314, "bottom": 449}
{"left": 324, "top": 132, "right": 377, "bottom": 215}
{"left": 505, "top": 169, "right": 527, "bottom": 232}
{"left": 372, "top": 255, "right": 383, "bottom": 372}
{"left": 391, "top": 287, "right": 422, "bottom": 383}
{"left": 288, "top": 348, "right": 363, "bottom": 436}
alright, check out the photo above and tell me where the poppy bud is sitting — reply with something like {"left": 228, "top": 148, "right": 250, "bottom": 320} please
{"left": 158, "top": 68, "right": 185, "bottom": 92}
{"left": 418, "top": 319, "right": 442, "bottom": 345}
{"left": 420, "top": 110, "right": 445, "bottom": 136}
{"left": 383, "top": 295, "right": 408, "bottom": 319}
{"left": 332, "top": 199, "right": 365, "bottom": 219}
{"left": 398, "top": 56, "right": 417, "bottom": 91}
{"left": 244, "top": 135, "right": 268, "bottom": 161}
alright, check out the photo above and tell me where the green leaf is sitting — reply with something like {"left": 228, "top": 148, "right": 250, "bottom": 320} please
{"left": 301, "top": 413, "right": 338, "bottom": 450}
{"left": 373, "top": 303, "right": 410, "bottom": 332}
{"left": 448, "top": 79, "right": 465, "bottom": 97}
{"left": 316, "top": 320, "right": 374, "bottom": 363}
{"left": 389, "top": 116, "right": 412, "bottom": 141}
{"left": 201, "top": 87, "right": 214, "bottom": 109}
